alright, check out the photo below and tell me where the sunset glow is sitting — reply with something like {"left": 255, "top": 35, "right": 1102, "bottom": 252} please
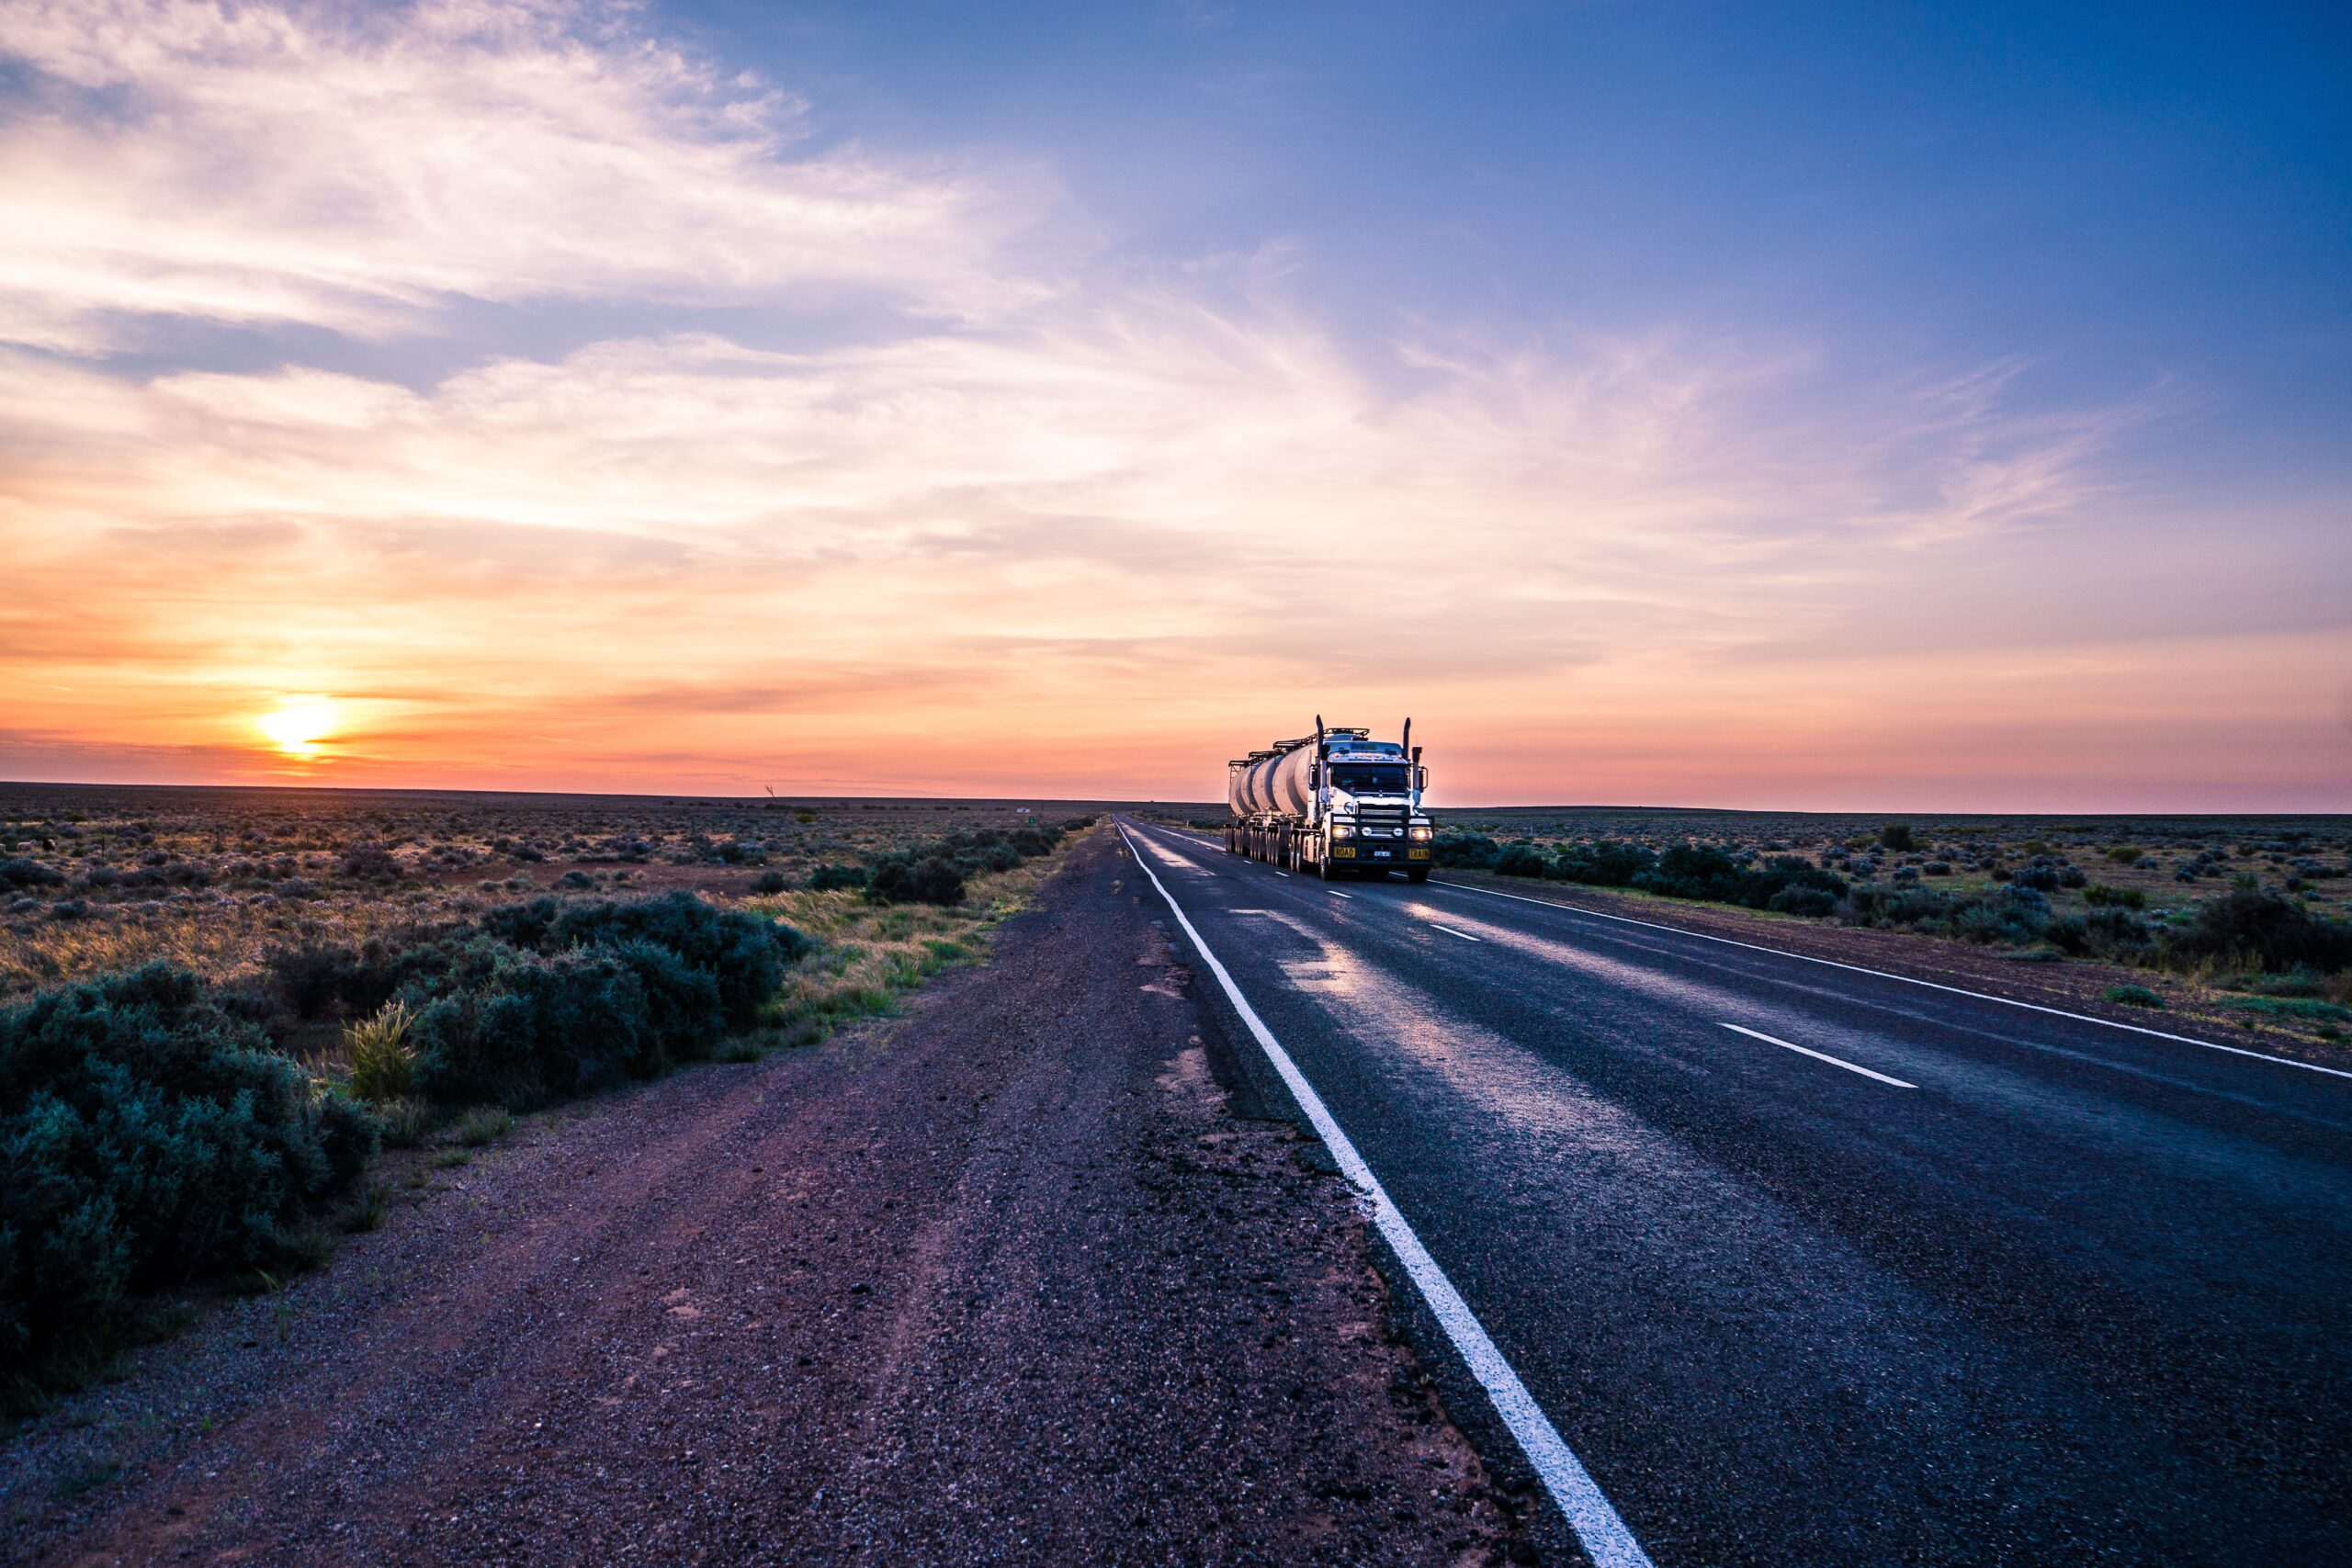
{"left": 0, "top": 2, "right": 2344, "bottom": 807}
{"left": 254, "top": 697, "right": 343, "bottom": 761}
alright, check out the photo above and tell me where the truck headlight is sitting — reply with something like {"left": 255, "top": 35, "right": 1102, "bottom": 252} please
{"left": 1409, "top": 825, "right": 1432, "bottom": 841}
{"left": 1330, "top": 821, "right": 1355, "bottom": 840}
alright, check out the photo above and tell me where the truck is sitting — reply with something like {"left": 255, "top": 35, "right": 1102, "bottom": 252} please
{"left": 1227, "top": 716, "right": 1434, "bottom": 880}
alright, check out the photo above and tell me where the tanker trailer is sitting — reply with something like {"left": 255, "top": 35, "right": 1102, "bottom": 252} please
{"left": 1226, "top": 716, "right": 1433, "bottom": 881}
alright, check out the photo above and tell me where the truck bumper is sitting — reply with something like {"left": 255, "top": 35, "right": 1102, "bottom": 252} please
{"left": 1329, "top": 844, "right": 1431, "bottom": 863}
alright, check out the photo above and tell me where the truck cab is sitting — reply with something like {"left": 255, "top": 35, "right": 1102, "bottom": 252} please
{"left": 1316, "top": 739, "right": 1434, "bottom": 881}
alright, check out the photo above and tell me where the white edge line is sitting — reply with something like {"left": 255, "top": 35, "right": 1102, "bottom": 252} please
{"left": 1430, "top": 923, "right": 1485, "bottom": 943}
{"left": 1430, "top": 877, "right": 2352, "bottom": 1082}
{"left": 1118, "top": 825, "right": 1655, "bottom": 1568}
{"left": 1720, "top": 1023, "right": 1917, "bottom": 1089}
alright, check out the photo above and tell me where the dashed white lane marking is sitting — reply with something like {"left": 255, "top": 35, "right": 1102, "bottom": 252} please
{"left": 1327, "top": 889, "right": 1354, "bottom": 900}
{"left": 1721, "top": 1023, "right": 1917, "bottom": 1089}
{"left": 1118, "top": 825, "right": 1656, "bottom": 1568}
{"left": 1431, "top": 878, "right": 2352, "bottom": 1082}
{"left": 1272, "top": 869, "right": 1290, "bottom": 877}
{"left": 1429, "top": 923, "right": 1484, "bottom": 943}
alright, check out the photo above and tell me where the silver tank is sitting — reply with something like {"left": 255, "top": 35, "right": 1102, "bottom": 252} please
{"left": 1229, "top": 741, "right": 1316, "bottom": 819}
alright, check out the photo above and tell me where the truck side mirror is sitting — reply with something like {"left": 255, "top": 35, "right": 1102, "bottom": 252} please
{"left": 1310, "top": 764, "right": 1322, "bottom": 786}
{"left": 1415, "top": 767, "right": 1427, "bottom": 791}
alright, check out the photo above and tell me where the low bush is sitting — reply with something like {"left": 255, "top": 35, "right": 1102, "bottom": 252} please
{"left": 2044, "top": 908, "right": 2157, "bottom": 962}
{"left": 0, "top": 858, "right": 65, "bottom": 891}
{"left": 2165, "top": 891, "right": 2352, "bottom": 974}
{"left": 2218, "top": 995, "right": 2352, "bottom": 1026}
{"left": 1846, "top": 884, "right": 2054, "bottom": 948}
{"left": 1491, "top": 845, "right": 1548, "bottom": 878}
{"left": 2084, "top": 884, "right": 2147, "bottom": 909}
{"left": 338, "top": 843, "right": 400, "bottom": 881}
{"left": 1, "top": 964, "right": 374, "bottom": 1395}
{"left": 1431, "top": 831, "right": 1501, "bottom": 869}
{"left": 807, "top": 863, "right": 869, "bottom": 892}
{"left": 852, "top": 823, "right": 1072, "bottom": 907}
{"left": 2105, "top": 984, "right": 2165, "bottom": 1009}
{"left": 1880, "top": 823, "right": 1917, "bottom": 852}
{"left": 1552, "top": 840, "right": 1654, "bottom": 887}
{"left": 748, "top": 870, "right": 789, "bottom": 895}
{"left": 398, "top": 894, "right": 806, "bottom": 1107}
{"left": 868, "top": 855, "right": 967, "bottom": 906}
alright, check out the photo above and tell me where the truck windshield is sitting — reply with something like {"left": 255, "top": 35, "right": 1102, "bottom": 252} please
{"left": 1329, "top": 763, "right": 1410, "bottom": 794}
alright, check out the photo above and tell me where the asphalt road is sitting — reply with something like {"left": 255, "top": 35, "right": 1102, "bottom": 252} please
{"left": 1118, "top": 818, "right": 2352, "bottom": 1568}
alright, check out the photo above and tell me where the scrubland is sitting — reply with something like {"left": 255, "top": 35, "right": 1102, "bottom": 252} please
{"left": 0, "top": 784, "right": 1099, "bottom": 1411}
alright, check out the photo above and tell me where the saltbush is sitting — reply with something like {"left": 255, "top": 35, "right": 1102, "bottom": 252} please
{"left": 868, "top": 855, "right": 967, "bottom": 907}
{"left": 1492, "top": 845, "right": 1548, "bottom": 878}
{"left": 1551, "top": 840, "right": 1654, "bottom": 886}
{"left": 2165, "top": 891, "right": 2352, "bottom": 974}
{"left": 0, "top": 858, "right": 66, "bottom": 891}
{"left": 1431, "top": 831, "right": 1501, "bottom": 869}
{"left": 807, "top": 863, "right": 869, "bottom": 892}
{"left": 0, "top": 964, "right": 371, "bottom": 1391}
{"left": 853, "top": 822, "right": 1069, "bottom": 906}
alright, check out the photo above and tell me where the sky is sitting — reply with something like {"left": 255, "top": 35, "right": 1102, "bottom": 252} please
{"left": 1, "top": 0, "right": 2346, "bottom": 809}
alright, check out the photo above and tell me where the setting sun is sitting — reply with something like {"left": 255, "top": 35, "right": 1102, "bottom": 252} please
{"left": 254, "top": 696, "right": 341, "bottom": 760}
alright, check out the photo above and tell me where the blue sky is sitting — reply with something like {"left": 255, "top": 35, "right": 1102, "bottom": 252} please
{"left": 680, "top": 0, "right": 2349, "bottom": 458}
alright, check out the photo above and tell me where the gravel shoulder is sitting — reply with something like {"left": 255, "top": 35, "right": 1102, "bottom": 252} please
{"left": 4, "top": 829, "right": 1534, "bottom": 1566}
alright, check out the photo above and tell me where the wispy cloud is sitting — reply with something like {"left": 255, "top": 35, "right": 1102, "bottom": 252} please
{"left": 0, "top": 0, "right": 1053, "bottom": 353}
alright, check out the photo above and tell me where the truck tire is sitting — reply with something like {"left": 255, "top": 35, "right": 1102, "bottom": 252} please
{"left": 1407, "top": 867, "right": 1430, "bottom": 884}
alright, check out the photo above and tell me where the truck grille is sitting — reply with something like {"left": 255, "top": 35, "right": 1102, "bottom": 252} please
{"left": 1352, "top": 804, "right": 1409, "bottom": 839}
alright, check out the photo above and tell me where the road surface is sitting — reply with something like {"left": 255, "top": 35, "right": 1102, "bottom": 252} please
{"left": 1119, "top": 818, "right": 2352, "bottom": 1568}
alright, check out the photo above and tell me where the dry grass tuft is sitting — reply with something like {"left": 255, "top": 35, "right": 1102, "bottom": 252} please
{"left": 345, "top": 1000, "right": 416, "bottom": 1102}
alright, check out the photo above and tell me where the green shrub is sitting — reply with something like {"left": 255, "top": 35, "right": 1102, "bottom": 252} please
{"left": 1552, "top": 840, "right": 1654, "bottom": 886}
{"left": 2105, "top": 984, "right": 2165, "bottom": 1009}
{"left": 2083, "top": 884, "right": 2146, "bottom": 909}
{"left": 2166, "top": 891, "right": 2352, "bottom": 974}
{"left": 448, "top": 1106, "right": 512, "bottom": 1146}
{"left": 807, "top": 863, "right": 869, "bottom": 892}
{"left": 1766, "top": 885, "right": 1838, "bottom": 918}
{"left": 748, "top": 870, "right": 789, "bottom": 895}
{"left": 2046, "top": 908, "right": 2156, "bottom": 961}
{"left": 408, "top": 945, "right": 657, "bottom": 1108}
{"left": 0, "top": 858, "right": 65, "bottom": 891}
{"left": 401, "top": 895, "right": 803, "bottom": 1108}
{"left": 2105, "top": 846, "right": 2143, "bottom": 864}
{"left": 1431, "top": 831, "right": 1500, "bottom": 869}
{"left": 345, "top": 1000, "right": 415, "bottom": 1101}
{"left": 2218, "top": 995, "right": 2352, "bottom": 1026}
{"left": 1880, "top": 823, "right": 1917, "bottom": 852}
{"left": 868, "top": 855, "right": 967, "bottom": 906}
{"left": 1492, "top": 845, "right": 1548, "bottom": 878}
{"left": 0, "top": 964, "right": 368, "bottom": 1395}
{"left": 488, "top": 892, "right": 806, "bottom": 1032}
